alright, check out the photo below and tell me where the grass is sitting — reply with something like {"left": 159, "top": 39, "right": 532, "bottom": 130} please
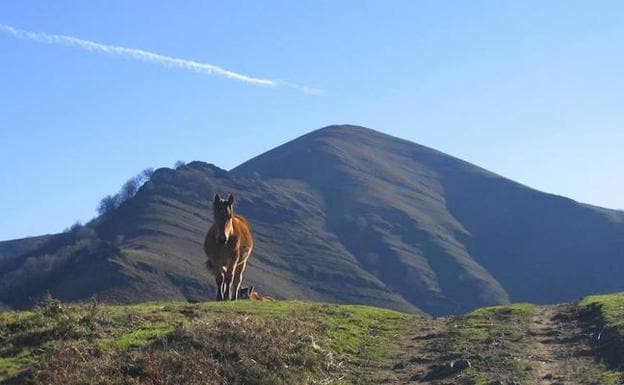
{"left": 0, "top": 298, "right": 417, "bottom": 385}
{"left": 111, "top": 324, "right": 173, "bottom": 350}
{"left": 577, "top": 292, "right": 624, "bottom": 330}
{"left": 577, "top": 292, "right": 624, "bottom": 378}
{"left": 461, "top": 303, "right": 534, "bottom": 343}
{"left": 4, "top": 296, "right": 624, "bottom": 384}
{"left": 443, "top": 303, "right": 535, "bottom": 384}
{"left": 0, "top": 354, "right": 33, "bottom": 380}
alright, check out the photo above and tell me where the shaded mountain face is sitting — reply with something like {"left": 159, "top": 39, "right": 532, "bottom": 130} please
{"left": 1, "top": 125, "right": 623, "bottom": 315}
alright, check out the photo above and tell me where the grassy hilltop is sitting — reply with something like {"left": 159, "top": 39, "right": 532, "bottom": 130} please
{"left": 1, "top": 293, "right": 624, "bottom": 385}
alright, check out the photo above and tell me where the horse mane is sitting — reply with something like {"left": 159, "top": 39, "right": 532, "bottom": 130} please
{"left": 234, "top": 215, "right": 249, "bottom": 226}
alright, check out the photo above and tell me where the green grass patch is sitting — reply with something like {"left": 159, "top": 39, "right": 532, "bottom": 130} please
{"left": 0, "top": 353, "right": 34, "bottom": 380}
{"left": 112, "top": 324, "right": 173, "bottom": 349}
{"left": 577, "top": 292, "right": 624, "bottom": 330}
{"left": 445, "top": 303, "right": 535, "bottom": 383}
{"left": 596, "top": 370, "right": 624, "bottom": 385}
{"left": 577, "top": 292, "right": 624, "bottom": 371}
{"left": 460, "top": 303, "right": 534, "bottom": 345}
{"left": 297, "top": 303, "right": 410, "bottom": 353}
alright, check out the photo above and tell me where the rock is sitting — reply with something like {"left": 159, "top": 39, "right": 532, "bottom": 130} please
{"left": 450, "top": 358, "right": 471, "bottom": 370}
{"left": 423, "top": 359, "right": 471, "bottom": 380}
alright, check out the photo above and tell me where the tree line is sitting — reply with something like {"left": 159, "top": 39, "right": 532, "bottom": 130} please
{"left": 97, "top": 168, "right": 154, "bottom": 216}
{"left": 96, "top": 161, "right": 186, "bottom": 217}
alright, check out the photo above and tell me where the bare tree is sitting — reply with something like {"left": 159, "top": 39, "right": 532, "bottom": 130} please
{"left": 96, "top": 168, "right": 154, "bottom": 217}
{"left": 119, "top": 177, "right": 140, "bottom": 202}
{"left": 97, "top": 194, "right": 120, "bottom": 216}
{"left": 140, "top": 168, "right": 154, "bottom": 182}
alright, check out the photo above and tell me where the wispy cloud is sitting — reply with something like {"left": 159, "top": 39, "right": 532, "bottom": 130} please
{"left": 0, "top": 23, "right": 321, "bottom": 93}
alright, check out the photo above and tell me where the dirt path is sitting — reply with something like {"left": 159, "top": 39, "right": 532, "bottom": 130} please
{"left": 527, "top": 304, "right": 601, "bottom": 384}
{"left": 377, "top": 304, "right": 609, "bottom": 384}
{"left": 386, "top": 316, "right": 450, "bottom": 384}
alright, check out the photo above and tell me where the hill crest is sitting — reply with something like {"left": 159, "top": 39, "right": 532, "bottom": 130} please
{"left": 1, "top": 293, "right": 624, "bottom": 384}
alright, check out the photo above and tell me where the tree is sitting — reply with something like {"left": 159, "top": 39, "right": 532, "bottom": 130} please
{"left": 97, "top": 194, "right": 120, "bottom": 216}
{"left": 174, "top": 160, "right": 186, "bottom": 169}
{"left": 69, "top": 221, "right": 82, "bottom": 231}
{"left": 63, "top": 221, "right": 82, "bottom": 233}
{"left": 96, "top": 168, "right": 154, "bottom": 217}
{"left": 119, "top": 177, "right": 140, "bottom": 202}
{"left": 140, "top": 168, "right": 154, "bottom": 182}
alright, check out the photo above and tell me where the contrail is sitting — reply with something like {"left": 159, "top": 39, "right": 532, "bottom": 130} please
{"left": 0, "top": 23, "right": 321, "bottom": 93}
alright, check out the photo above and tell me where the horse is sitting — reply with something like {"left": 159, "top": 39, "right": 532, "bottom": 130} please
{"left": 239, "top": 286, "right": 275, "bottom": 302}
{"left": 203, "top": 193, "right": 254, "bottom": 301}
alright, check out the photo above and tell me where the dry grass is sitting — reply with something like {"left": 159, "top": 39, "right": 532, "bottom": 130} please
{"left": 32, "top": 317, "right": 327, "bottom": 385}
{"left": 1, "top": 298, "right": 414, "bottom": 385}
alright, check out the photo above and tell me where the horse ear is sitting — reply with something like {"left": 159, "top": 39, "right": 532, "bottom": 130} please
{"left": 214, "top": 193, "right": 221, "bottom": 204}
{"left": 227, "top": 194, "right": 234, "bottom": 206}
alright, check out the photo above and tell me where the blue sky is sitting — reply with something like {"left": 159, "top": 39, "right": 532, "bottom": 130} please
{"left": 1, "top": 1, "right": 622, "bottom": 240}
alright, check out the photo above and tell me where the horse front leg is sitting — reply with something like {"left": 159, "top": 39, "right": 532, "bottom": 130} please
{"left": 223, "top": 258, "right": 239, "bottom": 301}
{"left": 231, "top": 260, "right": 248, "bottom": 301}
{"left": 215, "top": 270, "right": 225, "bottom": 301}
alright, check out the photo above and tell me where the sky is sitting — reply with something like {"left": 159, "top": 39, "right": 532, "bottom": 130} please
{"left": 0, "top": 1, "right": 623, "bottom": 241}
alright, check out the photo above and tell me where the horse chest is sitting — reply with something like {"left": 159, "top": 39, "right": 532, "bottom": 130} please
{"left": 209, "top": 243, "right": 239, "bottom": 265}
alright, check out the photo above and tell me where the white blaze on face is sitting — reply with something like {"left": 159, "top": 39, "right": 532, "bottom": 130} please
{"left": 225, "top": 218, "right": 234, "bottom": 241}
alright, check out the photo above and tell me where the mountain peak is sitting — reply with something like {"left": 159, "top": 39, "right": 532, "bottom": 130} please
{"left": 314, "top": 124, "right": 376, "bottom": 133}
{"left": 309, "top": 124, "right": 405, "bottom": 143}
{"left": 232, "top": 123, "right": 481, "bottom": 182}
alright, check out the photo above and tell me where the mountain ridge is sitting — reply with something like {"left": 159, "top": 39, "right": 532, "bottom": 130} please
{"left": 1, "top": 124, "right": 623, "bottom": 315}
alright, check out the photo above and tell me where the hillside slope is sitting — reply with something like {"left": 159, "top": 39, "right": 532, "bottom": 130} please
{"left": 234, "top": 125, "right": 624, "bottom": 312}
{"left": 2, "top": 293, "right": 624, "bottom": 384}
{"left": 1, "top": 125, "right": 623, "bottom": 314}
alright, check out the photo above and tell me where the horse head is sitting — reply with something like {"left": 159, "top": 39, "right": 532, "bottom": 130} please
{"left": 213, "top": 193, "right": 235, "bottom": 245}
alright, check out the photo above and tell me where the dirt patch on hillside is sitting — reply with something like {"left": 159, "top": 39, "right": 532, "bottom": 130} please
{"left": 367, "top": 315, "right": 449, "bottom": 384}
{"left": 381, "top": 304, "right": 619, "bottom": 384}
{"left": 527, "top": 304, "right": 607, "bottom": 384}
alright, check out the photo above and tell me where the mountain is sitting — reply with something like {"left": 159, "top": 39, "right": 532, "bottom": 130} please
{"left": 1, "top": 125, "right": 623, "bottom": 315}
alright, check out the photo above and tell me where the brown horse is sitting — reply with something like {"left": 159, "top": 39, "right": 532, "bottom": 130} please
{"left": 203, "top": 193, "right": 254, "bottom": 301}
